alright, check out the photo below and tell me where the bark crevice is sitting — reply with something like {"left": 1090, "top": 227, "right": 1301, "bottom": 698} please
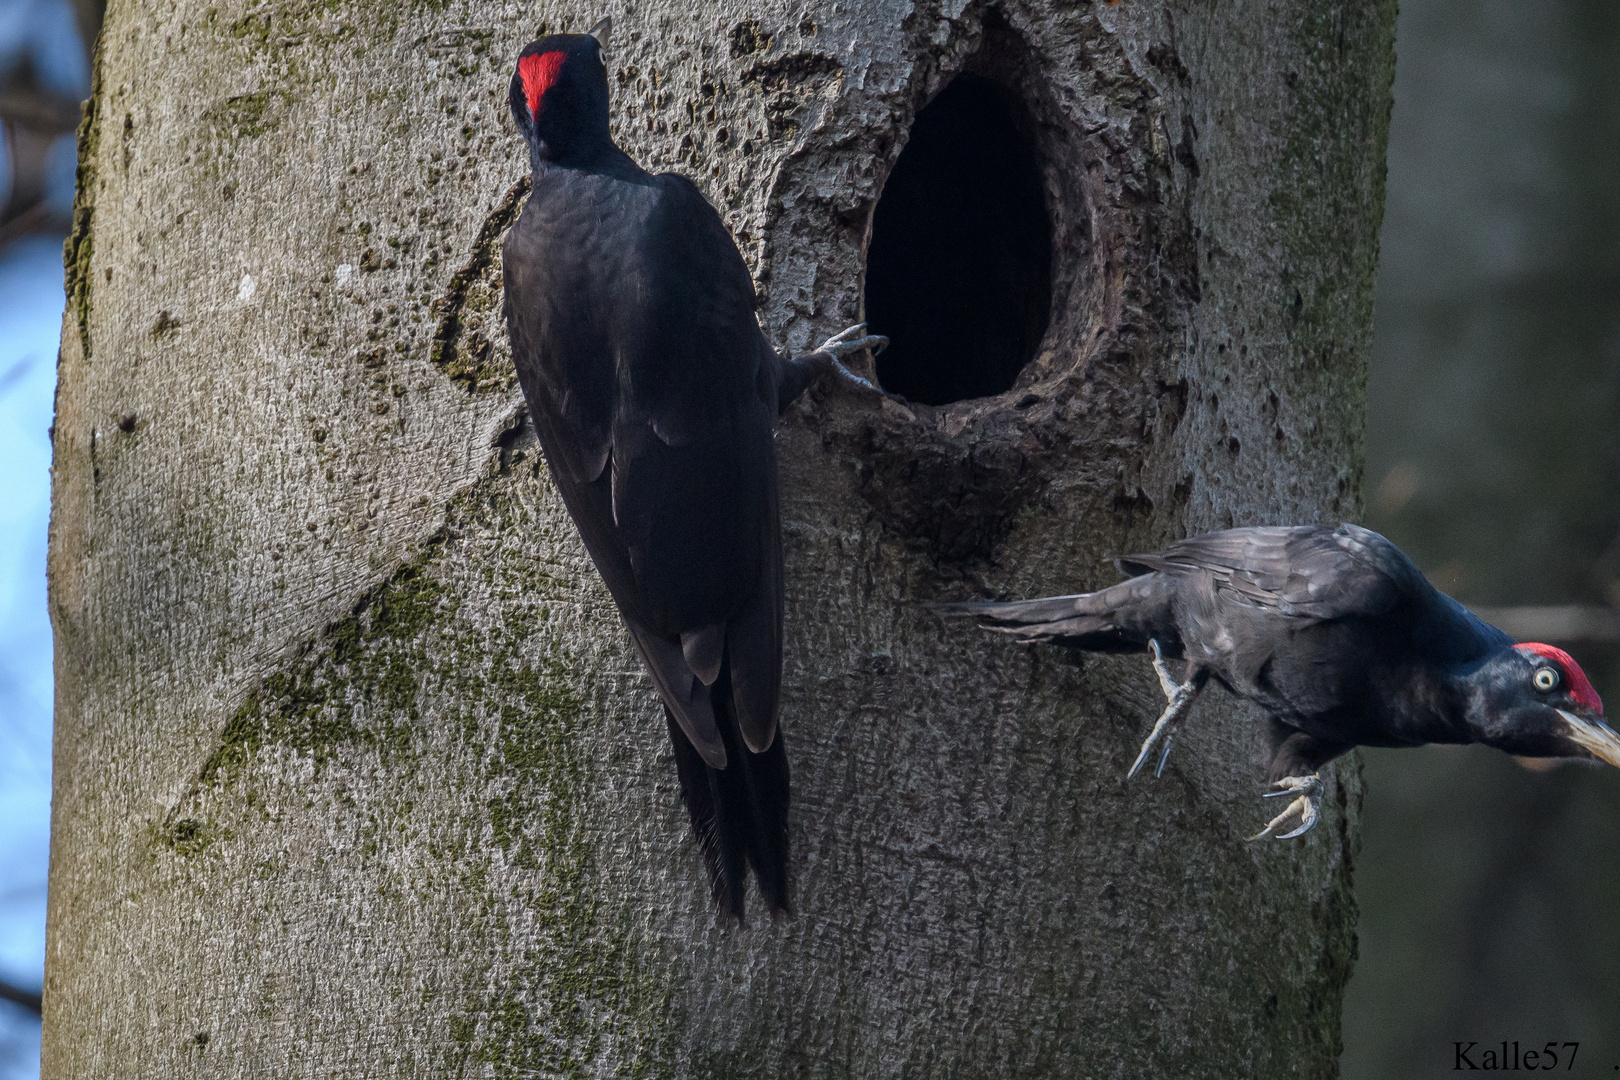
{"left": 431, "top": 175, "right": 532, "bottom": 393}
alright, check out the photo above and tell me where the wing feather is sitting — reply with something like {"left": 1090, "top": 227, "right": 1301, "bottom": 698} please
{"left": 725, "top": 486, "right": 783, "bottom": 753}
{"left": 1123, "top": 524, "right": 1425, "bottom": 622}
{"left": 625, "top": 620, "right": 728, "bottom": 768}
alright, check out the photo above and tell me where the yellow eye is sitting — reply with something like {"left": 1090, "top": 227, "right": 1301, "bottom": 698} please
{"left": 1533, "top": 667, "right": 1559, "bottom": 692}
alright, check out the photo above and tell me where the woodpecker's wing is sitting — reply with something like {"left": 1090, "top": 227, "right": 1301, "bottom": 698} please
{"left": 503, "top": 167, "right": 782, "bottom": 760}
{"left": 1120, "top": 524, "right": 1428, "bottom": 622}
{"left": 501, "top": 174, "right": 619, "bottom": 491}
{"left": 618, "top": 174, "right": 774, "bottom": 448}
{"left": 607, "top": 173, "right": 782, "bottom": 753}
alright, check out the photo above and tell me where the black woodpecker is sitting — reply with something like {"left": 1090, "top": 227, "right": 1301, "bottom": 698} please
{"left": 500, "top": 21, "right": 884, "bottom": 918}
{"left": 955, "top": 524, "right": 1617, "bottom": 839}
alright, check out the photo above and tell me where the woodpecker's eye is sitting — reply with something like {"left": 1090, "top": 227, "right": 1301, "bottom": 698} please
{"left": 1533, "top": 667, "right": 1560, "bottom": 693}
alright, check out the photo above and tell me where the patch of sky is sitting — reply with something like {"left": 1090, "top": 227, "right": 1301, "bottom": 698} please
{"left": 0, "top": 0, "right": 89, "bottom": 1072}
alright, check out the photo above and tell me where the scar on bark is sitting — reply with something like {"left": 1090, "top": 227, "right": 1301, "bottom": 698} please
{"left": 431, "top": 176, "right": 532, "bottom": 391}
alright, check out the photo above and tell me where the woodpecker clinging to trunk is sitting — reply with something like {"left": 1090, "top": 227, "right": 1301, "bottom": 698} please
{"left": 956, "top": 524, "right": 1617, "bottom": 839}
{"left": 500, "top": 22, "right": 883, "bottom": 918}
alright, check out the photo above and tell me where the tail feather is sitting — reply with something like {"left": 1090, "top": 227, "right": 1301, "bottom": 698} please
{"left": 665, "top": 658, "right": 790, "bottom": 920}
{"left": 938, "top": 574, "right": 1175, "bottom": 652}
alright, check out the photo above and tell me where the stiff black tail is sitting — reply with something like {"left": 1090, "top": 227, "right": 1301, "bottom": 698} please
{"left": 936, "top": 573, "right": 1176, "bottom": 652}
{"left": 665, "top": 660, "right": 790, "bottom": 920}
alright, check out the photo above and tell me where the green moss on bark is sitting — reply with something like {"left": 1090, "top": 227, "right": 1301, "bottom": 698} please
{"left": 202, "top": 88, "right": 297, "bottom": 140}
{"left": 167, "top": 472, "right": 686, "bottom": 1075}
{"left": 62, "top": 31, "right": 104, "bottom": 362}
{"left": 195, "top": 540, "right": 449, "bottom": 788}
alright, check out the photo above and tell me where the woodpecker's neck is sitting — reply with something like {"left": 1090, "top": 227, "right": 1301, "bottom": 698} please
{"left": 528, "top": 138, "right": 638, "bottom": 182}
{"left": 1374, "top": 662, "right": 1479, "bottom": 747}
{"left": 1426, "top": 649, "right": 1532, "bottom": 747}
{"left": 527, "top": 126, "right": 618, "bottom": 170}
{"left": 1364, "top": 593, "right": 1518, "bottom": 748}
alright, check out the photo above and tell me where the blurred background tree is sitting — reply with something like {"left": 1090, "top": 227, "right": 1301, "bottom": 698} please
{"left": 0, "top": 0, "right": 88, "bottom": 244}
{"left": 1346, "top": 0, "right": 1620, "bottom": 1076}
{"left": 0, "top": 0, "right": 1614, "bottom": 1076}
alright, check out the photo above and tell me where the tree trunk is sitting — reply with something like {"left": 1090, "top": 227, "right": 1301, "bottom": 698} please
{"left": 45, "top": 0, "right": 1394, "bottom": 1075}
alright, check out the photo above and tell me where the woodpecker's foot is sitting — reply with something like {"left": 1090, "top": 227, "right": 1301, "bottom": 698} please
{"left": 1149, "top": 637, "right": 1182, "bottom": 700}
{"left": 1248, "top": 773, "right": 1323, "bottom": 841}
{"left": 816, "top": 322, "right": 888, "bottom": 360}
{"left": 815, "top": 323, "right": 888, "bottom": 392}
{"left": 1128, "top": 640, "right": 1201, "bottom": 780}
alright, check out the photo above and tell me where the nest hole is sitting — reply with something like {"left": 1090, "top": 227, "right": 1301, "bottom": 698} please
{"left": 864, "top": 74, "right": 1053, "bottom": 406}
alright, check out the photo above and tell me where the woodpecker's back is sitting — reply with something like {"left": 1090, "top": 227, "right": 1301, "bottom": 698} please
{"left": 501, "top": 27, "right": 791, "bottom": 918}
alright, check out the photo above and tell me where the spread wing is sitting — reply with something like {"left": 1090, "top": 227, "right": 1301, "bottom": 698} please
{"left": 503, "top": 167, "right": 783, "bottom": 762}
{"left": 1120, "top": 524, "right": 1426, "bottom": 622}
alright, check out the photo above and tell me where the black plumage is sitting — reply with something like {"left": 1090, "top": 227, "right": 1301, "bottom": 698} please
{"left": 500, "top": 23, "right": 881, "bottom": 916}
{"left": 960, "top": 523, "right": 1617, "bottom": 838}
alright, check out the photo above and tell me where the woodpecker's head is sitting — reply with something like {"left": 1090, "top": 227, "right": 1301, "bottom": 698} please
{"left": 510, "top": 19, "right": 612, "bottom": 165}
{"left": 1469, "top": 642, "right": 1618, "bottom": 766}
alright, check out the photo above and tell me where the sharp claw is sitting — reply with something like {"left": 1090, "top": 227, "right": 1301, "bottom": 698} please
{"left": 1248, "top": 773, "right": 1323, "bottom": 841}
{"left": 817, "top": 324, "right": 888, "bottom": 362}
{"left": 1126, "top": 708, "right": 1175, "bottom": 778}
{"left": 825, "top": 337, "right": 887, "bottom": 357}
{"left": 818, "top": 323, "right": 864, "bottom": 348}
{"left": 1277, "top": 814, "right": 1318, "bottom": 841}
{"left": 830, "top": 360, "right": 878, "bottom": 392}
{"left": 1126, "top": 741, "right": 1156, "bottom": 781}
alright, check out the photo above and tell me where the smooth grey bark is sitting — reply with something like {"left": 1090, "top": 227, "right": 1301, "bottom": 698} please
{"left": 45, "top": 0, "right": 1394, "bottom": 1076}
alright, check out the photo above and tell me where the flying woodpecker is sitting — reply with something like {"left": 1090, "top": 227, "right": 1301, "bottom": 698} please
{"left": 956, "top": 524, "right": 1617, "bottom": 839}
{"left": 501, "top": 21, "right": 884, "bottom": 917}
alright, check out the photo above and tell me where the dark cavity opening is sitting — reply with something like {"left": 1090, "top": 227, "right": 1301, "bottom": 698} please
{"left": 865, "top": 74, "right": 1053, "bottom": 406}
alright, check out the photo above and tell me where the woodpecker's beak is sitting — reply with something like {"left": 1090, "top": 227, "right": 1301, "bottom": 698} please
{"left": 1557, "top": 709, "right": 1620, "bottom": 768}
